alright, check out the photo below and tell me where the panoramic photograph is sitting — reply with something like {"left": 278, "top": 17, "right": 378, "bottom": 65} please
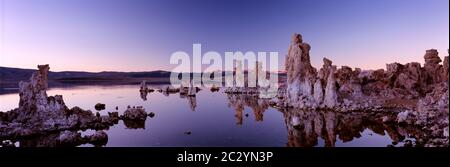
{"left": 0, "top": 0, "right": 448, "bottom": 149}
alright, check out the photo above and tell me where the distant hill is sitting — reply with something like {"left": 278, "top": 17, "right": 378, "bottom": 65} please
{"left": 0, "top": 66, "right": 172, "bottom": 91}
{"left": 0, "top": 66, "right": 286, "bottom": 94}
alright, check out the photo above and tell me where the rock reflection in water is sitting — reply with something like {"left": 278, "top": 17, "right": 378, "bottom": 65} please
{"left": 180, "top": 93, "right": 197, "bottom": 111}
{"left": 3, "top": 130, "right": 108, "bottom": 147}
{"left": 282, "top": 109, "right": 427, "bottom": 147}
{"left": 152, "top": 86, "right": 200, "bottom": 112}
{"left": 123, "top": 119, "right": 146, "bottom": 129}
{"left": 225, "top": 93, "right": 428, "bottom": 147}
{"left": 140, "top": 90, "right": 148, "bottom": 101}
{"left": 226, "top": 94, "right": 269, "bottom": 125}
{"left": 187, "top": 96, "right": 197, "bottom": 111}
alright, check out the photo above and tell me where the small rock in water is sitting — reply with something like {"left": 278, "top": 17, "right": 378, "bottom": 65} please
{"left": 245, "top": 113, "right": 249, "bottom": 117}
{"left": 148, "top": 112, "right": 155, "bottom": 118}
{"left": 115, "top": 106, "right": 118, "bottom": 110}
{"left": 122, "top": 106, "right": 147, "bottom": 121}
{"left": 210, "top": 86, "right": 220, "bottom": 92}
{"left": 95, "top": 103, "right": 106, "bottom": 111}
{"left": 184, "top": 131, "right": 192, "bottom": 135}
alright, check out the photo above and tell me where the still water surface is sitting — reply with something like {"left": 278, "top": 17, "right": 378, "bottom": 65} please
{"left": 0, "top": 85, "right": 413, "bottom": 147}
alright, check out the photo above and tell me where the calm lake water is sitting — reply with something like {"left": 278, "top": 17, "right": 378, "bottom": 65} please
{"left": 0, "top": 85, "right": 416, "bottom": 147}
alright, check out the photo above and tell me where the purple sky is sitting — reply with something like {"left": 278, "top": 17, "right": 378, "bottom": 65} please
{"left": 0, "top": 0, "right": 448, "bottom": 72}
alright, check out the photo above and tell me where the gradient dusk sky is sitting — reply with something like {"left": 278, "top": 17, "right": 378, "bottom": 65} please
{"left": 0, "top": 0, "right": 448, "bottom": 72}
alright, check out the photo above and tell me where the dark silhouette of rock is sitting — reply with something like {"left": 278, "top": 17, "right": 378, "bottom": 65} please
{"left": 148, "top": 112, "right": 155, "bottom": 118}
{"left": 210, "top": 85, "right": 220, "bottom": 92}
{"left": 95, "top": 103, "right": 106, "bottom": 111}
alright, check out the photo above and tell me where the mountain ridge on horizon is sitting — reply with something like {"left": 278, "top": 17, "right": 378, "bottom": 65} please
{"left": 0, "top": 65, "right": 172, "bottom": 73}
{"left": 0, "top": 66, "right": 288, "bottom": 93}
{"left": 0, "top": 66, "right": 173, "bottom": 91}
